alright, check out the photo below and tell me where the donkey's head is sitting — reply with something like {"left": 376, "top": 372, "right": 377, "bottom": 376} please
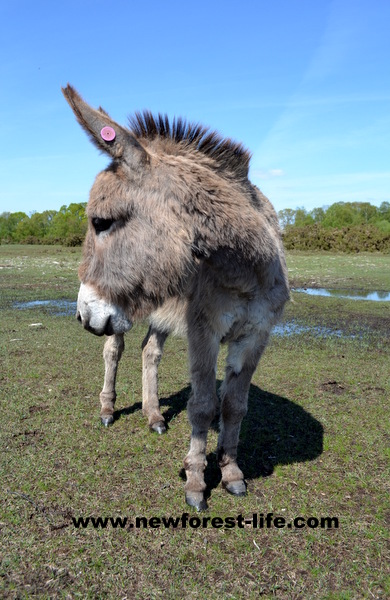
{"left": 63, "top": 85, "right": 194, "bottom": 335}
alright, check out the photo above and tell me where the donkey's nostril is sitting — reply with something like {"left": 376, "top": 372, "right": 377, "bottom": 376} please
{"left": 76, "top": 311, "right": 82, "bottom": 323}
{"left": 104, "top": 316, "right": 115, "bottom": 336}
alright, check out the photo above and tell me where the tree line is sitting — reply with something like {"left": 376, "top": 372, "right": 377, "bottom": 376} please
{"left": 0, "top": 203, "right": 87, "bottom": 246}
{"left": 278, "top": 201, "right": 390, "bottom": 231}
{"left": 1, "top": 200, "right": 390, "bottom": 251}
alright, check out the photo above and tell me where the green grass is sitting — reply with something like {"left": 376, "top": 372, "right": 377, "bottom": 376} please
{"left": 287, "top": 251, "right": 390, "bottom": 290}
{"left": 1, "top": 246, "right": 389, "bottom": 598}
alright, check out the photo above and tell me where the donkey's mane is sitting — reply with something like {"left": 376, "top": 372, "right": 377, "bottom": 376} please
{"left": 128, "top": 111, "right": 251, "bottom": 179}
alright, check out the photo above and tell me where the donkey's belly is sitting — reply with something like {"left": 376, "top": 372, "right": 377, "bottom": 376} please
{"left": 149, "top": 297, "right": 188, "bottom": 337}
{"left": 149, "top": 291, "right": 278, "bottom": 345}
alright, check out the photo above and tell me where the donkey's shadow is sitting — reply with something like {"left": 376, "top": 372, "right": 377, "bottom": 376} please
{"left": 115, "top": 382, "right": 323, "bottom": 496}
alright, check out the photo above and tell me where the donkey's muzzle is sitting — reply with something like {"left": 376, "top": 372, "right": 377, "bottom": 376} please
{"left": 76, "top": 283, "right": 132, "bottom": 336}
{"left": 76, "top": 311, "right": 117, "bottom": 337}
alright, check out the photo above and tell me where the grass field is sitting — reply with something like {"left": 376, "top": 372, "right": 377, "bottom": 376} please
{"left": 1, "top": 245, "right": 389, "bottom": 599}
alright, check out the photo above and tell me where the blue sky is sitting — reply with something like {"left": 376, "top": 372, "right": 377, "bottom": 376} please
{"left": 1, "top": 0, "right": 389, "bottom": 215}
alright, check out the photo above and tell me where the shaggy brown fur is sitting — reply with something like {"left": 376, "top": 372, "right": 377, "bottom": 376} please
{"left": 128, "top": 110, "right": 251, "bottom": 179}
{"left": 63, "top": 84, "right": 289, "bottom": 510}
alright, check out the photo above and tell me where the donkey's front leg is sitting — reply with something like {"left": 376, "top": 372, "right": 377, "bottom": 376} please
{"left": 100, "top": 333, "right": 125, "bottom": 426}
{"left": 141, "top": 325, "right": 168, "bottom": 434}
{"left": 184, "top": 327, "right": 219, "bottom": 511}
{"left": 218, "top": 337, "right": 268, "bottom": 495}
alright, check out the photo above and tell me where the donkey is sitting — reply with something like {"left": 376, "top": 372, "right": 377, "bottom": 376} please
{"left": 63, "top": 85, "right": 289, "bottom": 510}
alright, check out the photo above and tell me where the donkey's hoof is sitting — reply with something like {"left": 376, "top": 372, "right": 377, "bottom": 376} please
{"left": 101, "top": 415, "right": 114, "bottom": 427}
{"left": 185, "top": 492, "right": 208, "bottom": 512}
{"left": 150, "top": 421, "right": 166, "bottom": 435}
{"left": 225, "top": 480, "right": 247, "bottom": 496}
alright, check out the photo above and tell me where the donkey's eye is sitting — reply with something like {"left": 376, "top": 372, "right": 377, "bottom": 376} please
{"left": 92, "top": 217, "right": 114, "bottom": 234}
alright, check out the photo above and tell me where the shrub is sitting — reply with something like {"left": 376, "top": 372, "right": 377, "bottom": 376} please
{"left": 282, "top": 224, "right": 390, "bottom": 253}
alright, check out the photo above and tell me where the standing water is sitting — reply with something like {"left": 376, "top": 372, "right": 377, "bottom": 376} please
{"left": 293, "top": 289, "right": 390, "bottom": 302}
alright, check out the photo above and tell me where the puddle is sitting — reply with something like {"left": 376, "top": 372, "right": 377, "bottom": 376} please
{"left": 13, "top": 299, "right": 77, "bottom": 316}
{"left": 272, "top": 322, "right": 345, "bottom": 338}
{"left": 293, "top": 288, "right": 390, "bottom": 302}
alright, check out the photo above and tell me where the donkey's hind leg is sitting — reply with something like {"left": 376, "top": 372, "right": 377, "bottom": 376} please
{"left": 218, "top": 334, "right": 269, "bottom": 495}
{"left": 100, "top": 333, "right": 125, "bottom": 426}
{"left": 141, "top": 325, "right": 168, "bottom": 434}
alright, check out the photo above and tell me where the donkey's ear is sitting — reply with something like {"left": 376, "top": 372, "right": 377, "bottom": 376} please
{"left": 62, "top": 85, "right": 147, "bottom": 168}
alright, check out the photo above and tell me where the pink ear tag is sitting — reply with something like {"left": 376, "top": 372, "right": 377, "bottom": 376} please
{"left": 100, "top": 126, "right": 116, "bottom": 142}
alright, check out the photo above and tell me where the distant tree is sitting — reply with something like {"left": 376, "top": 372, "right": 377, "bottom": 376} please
{"left": 28, "top": 210, "right": 57, "bottom": 239}
{"left": 278, "top": 208, "right": 296, "bottom": 229}
{"left": 350, "top": 202, "right": 377, "bottom": 224}
{"left": 49, "top": 203, "right": 87, "bottom": 240}
{"left": 0, "top": 211, "right": 30, "bottom": 241}
{"left": 14, "top": 214, "right": 34, "bottom": 241}
{"left": 0, "top": 212, "right": 11, "bottom": 240}
{"left": 322, "top": 202, "right": 355, "bottom": 228}
{"left": 378, "top": 201, "right": 390, "bottom": 222}
{"left": 310, "top": 207, "right": 326, "bottom": 223}
{"left": 294, "top": 207, "right": 314, "bottom": 227}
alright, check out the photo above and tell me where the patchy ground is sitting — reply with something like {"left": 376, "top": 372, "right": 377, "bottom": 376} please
{"left": 1, "top": 246, "right": 389, "bottom": 599}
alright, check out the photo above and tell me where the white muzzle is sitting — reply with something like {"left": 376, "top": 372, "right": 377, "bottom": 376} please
{"left": 76, "top": 283, "right": 132, "bottom": 336}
